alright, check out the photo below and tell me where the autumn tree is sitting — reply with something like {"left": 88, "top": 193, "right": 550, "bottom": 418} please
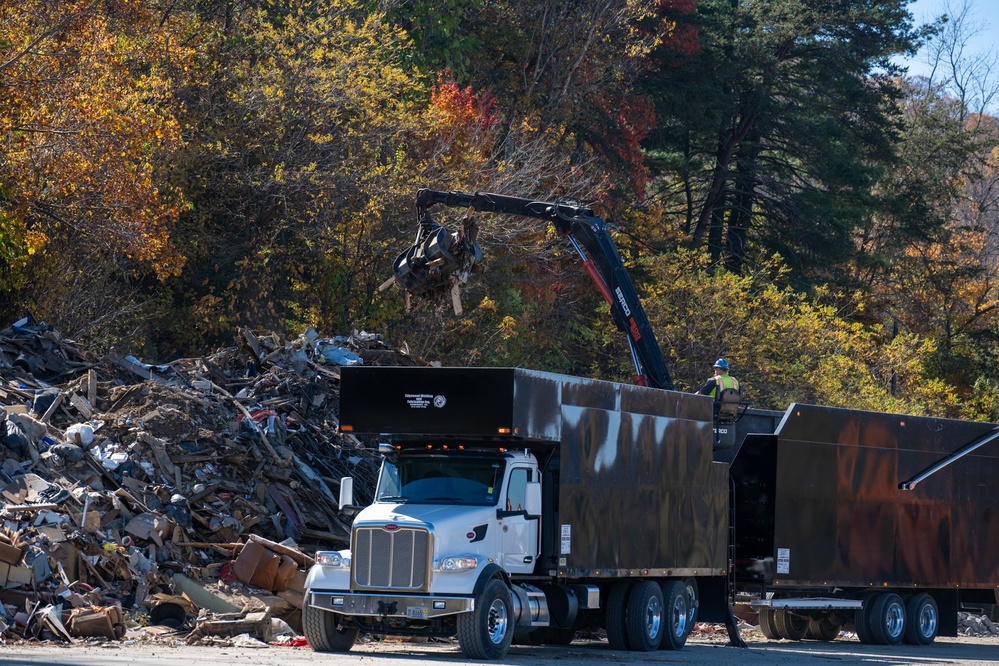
{"left": 858, "top": 1, "right": 999, "bottom": 415}
{"left": 0, "top": 0, "right": 193, "bottom": 343}
{"left": 592, "top": 250, "right": 960, "bottom": 416}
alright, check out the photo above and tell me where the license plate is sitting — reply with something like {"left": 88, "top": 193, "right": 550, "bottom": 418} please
{"left": 406, "top": 606, "right": 428, "bottom": 619}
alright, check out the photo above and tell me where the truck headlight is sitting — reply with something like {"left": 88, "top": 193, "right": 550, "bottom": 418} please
{"left": 439, "top": 557, "right": 478, "bottom": 571}
{"left": 315, "top": 551, "right": 348, "bottom": 567}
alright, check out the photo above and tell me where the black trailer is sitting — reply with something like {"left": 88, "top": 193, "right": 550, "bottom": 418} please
{"left": 729, "top": 403, "right": 999, "bottom": 644}
{"left": 339, "top": 366, "right": 731, "bottom": 581}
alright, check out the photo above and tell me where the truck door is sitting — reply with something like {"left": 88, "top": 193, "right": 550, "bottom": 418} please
{"left": 499, "top": 466, "right": 540, "bottom": 574}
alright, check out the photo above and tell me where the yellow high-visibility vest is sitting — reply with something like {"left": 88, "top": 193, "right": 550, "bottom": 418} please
{"left": 709, "top": 374, "right": 740, "bottom": 399}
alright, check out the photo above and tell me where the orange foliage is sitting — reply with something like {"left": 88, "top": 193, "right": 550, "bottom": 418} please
{"left": 0, "top": 0, "right": 191, "bottom": 277}
{"left": 650, "top": 0, "right": 700, "bottom": 60}
{"left": 431, "top": 71, "right": 498, "bottom": 134}
{"left": 589, "top": 92, "right": 656, "bottom": 197}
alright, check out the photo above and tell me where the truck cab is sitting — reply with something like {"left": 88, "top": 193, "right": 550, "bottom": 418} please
{"left": 306, "top": 446, "right": 541, "bottom": 601}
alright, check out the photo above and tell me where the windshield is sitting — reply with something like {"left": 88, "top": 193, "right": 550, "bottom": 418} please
{"left": 376, "top": 455, "right": 504, "bottom": 506}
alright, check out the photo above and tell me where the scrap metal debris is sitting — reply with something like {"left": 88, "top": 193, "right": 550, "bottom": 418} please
{"left": 0, "top": 317, "right": 424, "bottom": 644}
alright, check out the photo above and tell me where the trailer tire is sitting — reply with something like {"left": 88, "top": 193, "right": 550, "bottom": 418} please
{"left": 457, "top": 577, "right": 515, "bottom": 659}
{"left": 659, "top": 580, "right": 691, "bottom": 650}
{"left": 302, "top": 603, "right": 358, "bottom": 653}
{"left": 904, "top": 594, "right": 938, "bottom": 645}
{"left": 624, "top": 580, "right": 665, "bottom": 651}
{"left": 805, "top": 616, "right": 840, "bottom": 641}
{"left": 773, "top": 609, "right": 808, "bottom": 640}
{"left": 757, "top": 608, "right": 780, "bottom": 640}
{"left": 605, "top": 581, "right": 632, "bottom": 651}
{"left": 867, "top": 592, "right": 906, "bottom": 645}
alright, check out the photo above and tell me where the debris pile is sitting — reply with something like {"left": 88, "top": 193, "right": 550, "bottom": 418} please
{"left": 959, "top": 612, "right": 999, "bottom": 637}
{"left": 0, "top": 318, "right": 423, "bottom": 644}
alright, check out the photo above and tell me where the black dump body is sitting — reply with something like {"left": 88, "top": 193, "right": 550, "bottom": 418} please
{"left": 339, "top": 366, "right": 730, "bottom": 578}
{"left": 731, "top": 403, "right": 999, "bottom": 593}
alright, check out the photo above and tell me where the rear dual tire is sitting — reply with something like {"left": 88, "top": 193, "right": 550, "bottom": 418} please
{"left": 605, "top": 579, "right": 695, "bottom": 652}
{"left": 857, "top": 592, "right": 930, "bottom": 646}
{"left": 904, "top": 593, "right": 939, "bottom": 645}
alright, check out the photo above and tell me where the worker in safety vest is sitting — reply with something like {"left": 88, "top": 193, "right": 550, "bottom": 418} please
{"left": 695, "top": 358, "right": 741, "bottom": 398}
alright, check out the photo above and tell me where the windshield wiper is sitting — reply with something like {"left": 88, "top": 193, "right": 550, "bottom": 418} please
{"left": 378, "top": 495, "right": 410, "bottom": 503}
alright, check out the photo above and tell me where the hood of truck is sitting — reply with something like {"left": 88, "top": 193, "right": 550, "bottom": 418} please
{"left": 354, "top": 502, "right": 499, "bottom": 559}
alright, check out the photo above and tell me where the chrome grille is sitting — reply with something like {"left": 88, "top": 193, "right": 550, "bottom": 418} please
{"left": 352, "top": 526, "right": 429, "bottom": 590}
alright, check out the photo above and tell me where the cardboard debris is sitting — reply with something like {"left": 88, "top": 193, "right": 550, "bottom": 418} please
{"left": 0, "top": 318, "right": 423, "bottom": 643}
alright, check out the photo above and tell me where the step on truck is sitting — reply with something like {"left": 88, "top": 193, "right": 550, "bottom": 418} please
{"left": 302, "top": 365, "right": 737, "bottom": 658}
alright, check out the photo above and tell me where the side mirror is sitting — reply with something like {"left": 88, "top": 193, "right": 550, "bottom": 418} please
{"left": 524, "top": 481, "right": 542, "bottom": 518}
{"left": 339, "top": 476, "right": 354, "bottom": 509}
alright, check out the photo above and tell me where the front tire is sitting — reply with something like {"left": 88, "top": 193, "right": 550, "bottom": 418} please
{"left": 458, "top": 578, "right": 515, "bottom": 659}
{"left": 904, "top": 594, "right": 938, "bottom": 645}
{"left": 302, "top": 602, "right": 358, "bottom": 652}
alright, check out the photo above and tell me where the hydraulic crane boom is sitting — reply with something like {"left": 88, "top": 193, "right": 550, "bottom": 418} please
{"left": 391, "top": 189, "right": 675, "bottom": 391}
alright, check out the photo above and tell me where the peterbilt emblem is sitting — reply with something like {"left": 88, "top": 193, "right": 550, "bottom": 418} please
{"left": 434, "top": 395, "right": 446, "bottom": 408}
{"left": 383, "top": 524, "right": 399, "bottom": 532}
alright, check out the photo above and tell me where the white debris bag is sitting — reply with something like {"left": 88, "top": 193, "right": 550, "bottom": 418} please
{"left": 64, "top": 423, "right": 94, "bottom": 447}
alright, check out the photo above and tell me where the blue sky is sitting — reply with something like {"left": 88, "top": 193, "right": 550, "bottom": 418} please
{"left": 901, "top": 0, "right": 997, "bottom": 78}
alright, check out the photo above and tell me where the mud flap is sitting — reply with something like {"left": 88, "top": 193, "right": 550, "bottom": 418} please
{"left": 725, "top": 603, "right": 747, "bottom": 647}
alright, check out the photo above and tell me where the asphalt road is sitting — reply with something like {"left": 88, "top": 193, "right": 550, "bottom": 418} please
{"left": 2, "top": 634, "right": 999, "bottom": 666}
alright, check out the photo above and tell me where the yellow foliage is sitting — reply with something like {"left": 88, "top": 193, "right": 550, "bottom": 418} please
{"left": 0, "top": 0, "right": 192, "bottom": 278}
{"left": 631, "top": 250, "right": 962, "bottom": 417}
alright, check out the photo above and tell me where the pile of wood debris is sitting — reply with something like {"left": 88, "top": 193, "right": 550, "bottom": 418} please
{"left": 0, "top": 317, "right": 424, "bottom": 644}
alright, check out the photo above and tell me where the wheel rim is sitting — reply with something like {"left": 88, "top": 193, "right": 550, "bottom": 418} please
{"left": 884, "top": 600, "right": 905, "bottom": 640}
{"left": 918, "top": 602, "right": 938, "bottom": 639}
{"left": 670, "top": 591, "right": 688, "bottom": 637}
{"left": 685, "top": 582, "right": 697, "bottom": 627}
{"left": 646, "top": 595, "right": 663, "bottom": 639}
{"left": 487, "top": 598, "right": 509, "bottom": 644}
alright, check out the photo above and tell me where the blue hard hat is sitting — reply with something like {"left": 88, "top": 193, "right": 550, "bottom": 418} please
{"left": 713, "top": 358, "right": 729, "bottom": 370}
